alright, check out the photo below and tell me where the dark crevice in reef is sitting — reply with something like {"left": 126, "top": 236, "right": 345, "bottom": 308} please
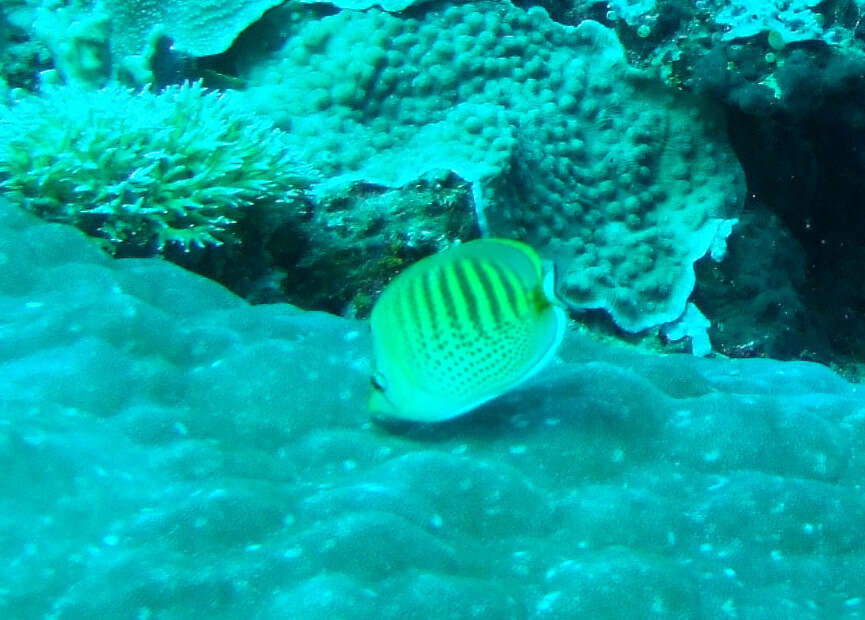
{"left": 697, "top": 99, "right": 865, "bottom": 377}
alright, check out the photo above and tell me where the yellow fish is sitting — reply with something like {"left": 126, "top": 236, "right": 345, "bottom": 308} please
{"left": 369, "top": 238, "right": 567, "bottom": 422}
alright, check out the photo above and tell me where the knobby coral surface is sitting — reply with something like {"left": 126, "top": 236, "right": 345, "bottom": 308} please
{"left": 238, "top": 1, "right": 744, "bottom": 332}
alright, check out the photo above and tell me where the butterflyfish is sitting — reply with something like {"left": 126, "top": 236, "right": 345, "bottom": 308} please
{"left": 369, "top": 238, "right": 567, "bottom": 422}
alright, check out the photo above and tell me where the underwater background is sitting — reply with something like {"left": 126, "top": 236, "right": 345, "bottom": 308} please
{"left": 2, "top": 0, "right": 865, "bottom": 617}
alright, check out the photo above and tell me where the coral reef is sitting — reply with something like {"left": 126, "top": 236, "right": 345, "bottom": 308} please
{"left": 2, "top": 0, "right": 864, "bottom": 366}
{"left": 286, "top": 173, "right": 479, "bottom": 315}
{"left": 715, "top": 0, "right": 826, "bottom": 45}
{"left": 0, "top": 0, "right": 285, "bottom": 88}
{"left": 0, "top": 81, "right": 313, "bottom": 254}
{"left": 103, "top": 0, "right": 285, "bottom": 58}
{"left": 237, "top": 1, "right": 744, "bottom": 333}
{"left": 549, "top": 0, "right": 865, "bottom": 117}
{"left": 1, "top": 199, "right": 863, "bottom": 617}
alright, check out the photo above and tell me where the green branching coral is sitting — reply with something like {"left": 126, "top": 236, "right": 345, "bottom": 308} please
{"left": 0, "top": 81, "right": 314, "bottom": 254}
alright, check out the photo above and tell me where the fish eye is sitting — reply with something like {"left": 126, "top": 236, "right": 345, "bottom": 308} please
{"left": 370, "top": 371, "right": 387, "bottom": 391}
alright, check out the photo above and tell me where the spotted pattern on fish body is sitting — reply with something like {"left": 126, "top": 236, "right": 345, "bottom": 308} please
{"left": 370, "top": 238, "right": 567, "bottom": 422}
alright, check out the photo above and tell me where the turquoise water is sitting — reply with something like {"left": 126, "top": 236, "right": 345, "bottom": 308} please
{"left": 3, "top": 0, "right": 865, "bottom": 617}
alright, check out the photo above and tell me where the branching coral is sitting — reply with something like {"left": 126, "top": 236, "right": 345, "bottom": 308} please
{"left": 0, "top": 81, "right": 314, "bottom": 254}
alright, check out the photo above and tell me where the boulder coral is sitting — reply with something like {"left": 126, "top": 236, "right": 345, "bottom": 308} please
{"left": 238, "top": 1, "right": 745, "bottom": 333}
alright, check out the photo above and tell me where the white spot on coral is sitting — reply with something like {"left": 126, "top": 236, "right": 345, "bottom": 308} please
{"left": 707, "top": 476, "right": 728, "bottom": 491}
{"left": 703, "top": 450, "right": 720, "bottom": 463}
{"left": 672, "top": 409, "right": 692, "bottom": 428}
{"left": 283, "top": 546, "right": 302, "bottom": 559}
{"left": 812, "top": 452, "right": 828, "bottom": 475}
{"left": 536, "top": 591, "right": 561, "bottom": 613}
